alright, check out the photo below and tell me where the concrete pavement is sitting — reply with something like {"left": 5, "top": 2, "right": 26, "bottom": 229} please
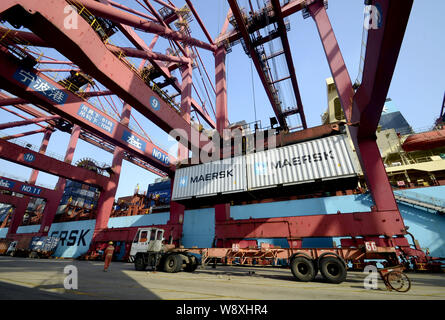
{"left": 0, "top": 256, "right": 444, "bottom": 300}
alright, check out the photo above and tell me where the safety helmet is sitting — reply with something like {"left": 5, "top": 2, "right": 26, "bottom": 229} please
{"left": 108, "top": 241, "right": 113, "bottom": 245}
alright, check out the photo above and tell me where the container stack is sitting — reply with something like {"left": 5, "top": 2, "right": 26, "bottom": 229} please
{"left": 146, "top": 179, "right": 171, "bottom": 208}
{"left": 57, "top": 179, "right": 100, "bottom": 214}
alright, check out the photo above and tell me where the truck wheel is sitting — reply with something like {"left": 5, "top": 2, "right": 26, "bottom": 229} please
{"left": 163, "top": 254, "right": 182, "bottom": 273}
{"left": 319, "top": 257, "right": 347, "bottom": 284}
{"left": 290, "top": 256, "right": 316, "bottom": 282}
{"left": 184, "top": 255, "right": 198, "bottom": 272}
{"left": 134, "top": 254, "right": 147, "bottom": 271}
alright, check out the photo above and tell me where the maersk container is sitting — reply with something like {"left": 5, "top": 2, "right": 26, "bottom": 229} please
{"left": 246, "top": 135, "right": 357, "bottom": 190}
{"left": 172, "top": 135, "right": 358, "bottom": 204}
{"left": 172, "top": 156, "right": 247, "bottom": 201}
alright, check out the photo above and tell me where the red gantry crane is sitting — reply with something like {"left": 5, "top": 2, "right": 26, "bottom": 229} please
{"left": 0, "top": 0, "right": 439, "bottom": 273}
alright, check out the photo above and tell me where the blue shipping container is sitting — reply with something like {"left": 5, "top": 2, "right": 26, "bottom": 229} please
{"left": 29, "top": 236, "right": 60, "bottom": 252}
{"left": 146, "top": 180, "right": 171, "bottom": 207}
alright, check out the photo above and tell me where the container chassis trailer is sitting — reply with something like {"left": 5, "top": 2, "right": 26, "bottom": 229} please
{"left": 129, "top": 228, "right": 408, "bottom": 286}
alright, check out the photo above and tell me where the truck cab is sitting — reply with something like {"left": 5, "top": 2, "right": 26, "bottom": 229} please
{"left": 130, "top": 227, "right": 199, "bottom": 273}
{"left": 130, "top": 228, "right": 164, "bottom": 256}
{"left": 6, "top": 241, "right": 17, "bottom": 256}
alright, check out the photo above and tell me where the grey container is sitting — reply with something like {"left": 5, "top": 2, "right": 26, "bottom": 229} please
{"left": 246, "top": 134, "right": 357, "bottom": 190}
{"left": 172, "top": 156, "right": 247, "bottom": 200}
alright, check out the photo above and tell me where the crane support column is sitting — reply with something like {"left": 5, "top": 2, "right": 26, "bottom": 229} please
{"left": 93, "top": 59, "right": 145, "bottom": 232}
{"left": 215, "top": 46, "right": 229, "bottom": 134}
{"left": 307, "top": 1, "right": 354, "bottom": 122}
{"left": 38, "top": 125, "right": 82, "bottom": 235}
{"left": 308, "top": 0, "right": 411, "bottom": 215}
{"left": 178, "top": 60, "right": 193, "bottom": 162}
{"left": 94, "top": 146, "right": 125, "bottom": 231}
{"left": 37, "top": 194, "right": 63, "bottom": 235}
{"left": 4, "top": 194, "right": 30, "bottom": 237}
{"left": 214, "top": 46, "right": 230, "bottom": 222}
{"left": 21, "top": 129, "right": 55, "bottom": 234}
{"left": 94, "top": 100, "right": 132, "bottom": 231}
{"left": 168, "top": 181, "right": 184, "bottom": 243}
{"left": 167, "top": 59, "right": 194, "bottom": 243}
{"left": 28, "top": 129, "right": 53, "bottom": 184}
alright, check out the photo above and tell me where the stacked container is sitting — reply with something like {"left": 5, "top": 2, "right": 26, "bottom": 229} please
{"left": 146, "top": 179, "right": 172, "bottom": 208}
{"left": 57, "top": 179, "right": 100, "bottom": 214}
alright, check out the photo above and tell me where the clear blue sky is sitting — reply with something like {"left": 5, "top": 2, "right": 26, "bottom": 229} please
{"left": 0, "top": 0, "right": 443, "bottom": 199}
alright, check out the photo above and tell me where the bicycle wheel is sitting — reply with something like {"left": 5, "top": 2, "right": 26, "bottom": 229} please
{"left": 384, "top": 271, "right": 411, "bottom": 292}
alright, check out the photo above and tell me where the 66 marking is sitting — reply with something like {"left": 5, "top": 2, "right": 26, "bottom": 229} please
{"left": 365, "top": 241, "right": 377, "bottom": 252}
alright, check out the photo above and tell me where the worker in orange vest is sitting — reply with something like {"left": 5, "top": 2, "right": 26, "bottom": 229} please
{"left": 103, "top": 241, "right": 115, "bottom": 272}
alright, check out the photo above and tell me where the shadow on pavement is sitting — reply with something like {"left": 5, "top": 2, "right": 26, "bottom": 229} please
{"left": 0, "top": 281, "right": 73, "bottom": 300}
{"left": 0, "top": 257, "right": 160, "bottom": 300}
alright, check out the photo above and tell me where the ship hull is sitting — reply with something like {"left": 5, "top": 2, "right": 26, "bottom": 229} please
{"left": 1, "top": 185, "right": 444, "bottom": 259}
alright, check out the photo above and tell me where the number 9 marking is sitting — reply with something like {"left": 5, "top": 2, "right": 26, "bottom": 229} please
{"left": 149, "top": 96, "right": 161, "bottom": 111}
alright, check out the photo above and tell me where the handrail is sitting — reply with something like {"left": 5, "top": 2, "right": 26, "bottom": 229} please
{"left": 394, "top": 190, "right": 445, "bottom": 210}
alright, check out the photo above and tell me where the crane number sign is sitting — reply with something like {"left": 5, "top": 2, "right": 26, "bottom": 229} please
{"left": 365, "top": 241, "right": 378, "bottom": 252}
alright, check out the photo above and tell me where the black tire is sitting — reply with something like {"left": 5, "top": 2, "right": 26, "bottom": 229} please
{"left": 163, "top": 254, "right": 182, "bottom": 273}
{"left": 319, "top": 256, "right": 347, "bottom": 284}
{"left": 184, "top": 255, "right": 198, "bottom": 272}
{"left": 134, "top": 254, "right": 147, "bottom": 271}
{"left": 290, "top": 256, "right": 317, "bottom": 282}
